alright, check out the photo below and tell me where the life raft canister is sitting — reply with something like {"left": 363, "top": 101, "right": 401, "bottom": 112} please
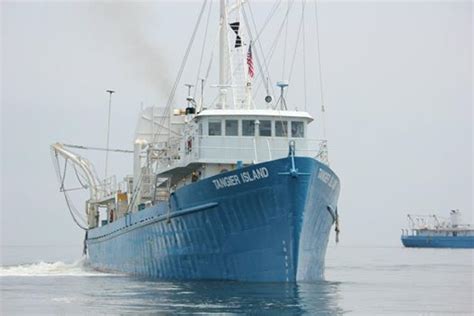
{"left": 186, "top": 137, "right": 193, "bottom": 153}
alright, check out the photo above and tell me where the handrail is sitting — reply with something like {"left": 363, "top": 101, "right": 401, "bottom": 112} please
{"left": 150, "top": 136, "right": 330, "bottom": 174}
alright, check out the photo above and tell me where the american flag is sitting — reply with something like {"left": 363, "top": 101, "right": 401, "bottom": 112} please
{"left": 247, "top": 43, "right": 254, "bottom": 79}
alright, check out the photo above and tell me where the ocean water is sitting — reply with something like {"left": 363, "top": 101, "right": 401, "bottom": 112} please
{"left": 0, "top": 245, "right": 472, "bottom": 315}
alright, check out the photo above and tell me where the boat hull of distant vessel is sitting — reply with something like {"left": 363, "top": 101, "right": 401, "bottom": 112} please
{"left": 85, "top": 156, "right": 340, "bottom": 282}
{"left": 401, "top": 236, "right": 474, "bottom": 248}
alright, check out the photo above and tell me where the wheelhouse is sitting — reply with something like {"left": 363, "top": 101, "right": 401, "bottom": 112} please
{"left": 196, "top": 109, "right": 312, "bottom": 138}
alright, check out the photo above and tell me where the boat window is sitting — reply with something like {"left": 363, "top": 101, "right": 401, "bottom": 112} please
{"left": 198, "top": 123, "right": 203, "bottom": 136}
{"left": 275, "top": 121, "right": 288, "bottom": 137}
{"left": 259, "top": 120, "right": 271, "bottom": 137}
{"left": 291, "top": 121, "right": 304, "bottom": 138}
{"left": 242, "top": 120, "right": 255, "bottom": 136}
{"left": 208, "top": 120, "right": 222, "bottom": 136}
{"left": 225, "top": 119, "right": 238, "bottom": 136}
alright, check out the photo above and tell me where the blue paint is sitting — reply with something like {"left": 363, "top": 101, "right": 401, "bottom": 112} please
{"left": 401, "top": 235, "right": 474, "bottom": 248}
{"left": 86, "top": 156, "right": 340, "bottom": 282}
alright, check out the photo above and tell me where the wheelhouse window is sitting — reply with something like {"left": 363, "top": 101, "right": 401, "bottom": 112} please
{"left": 225, "top": 119, "right": 238, "bottom": 136}
{"left": 259, "top": 120, "right": 271, "bottom": 137}
{"left": 208, "top": 120, "right": 222, "bottom": 136}
{"left": 291, "top": 121, "right": 304, "bottom": 138}
{"left": 275, "top": 121, "right": 288, "bottom": 137}
{"left": 242, "top": 120, "right": 255, "bottom": 136}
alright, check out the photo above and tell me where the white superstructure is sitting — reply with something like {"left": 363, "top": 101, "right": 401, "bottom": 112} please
{"left": 402, "top": 210, "right": 474, "bottom": 237}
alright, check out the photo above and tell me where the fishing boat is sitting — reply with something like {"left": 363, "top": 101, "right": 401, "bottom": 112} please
{"left": 401, "top": 210, "right": 474, "bottom": 249}
{"left": 51, "top": 0, "right": 340, "bottom": 282}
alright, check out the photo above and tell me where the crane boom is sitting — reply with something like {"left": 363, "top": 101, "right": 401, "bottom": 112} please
{"left": 51, "top": 142, "right": 101, "bottom": 202}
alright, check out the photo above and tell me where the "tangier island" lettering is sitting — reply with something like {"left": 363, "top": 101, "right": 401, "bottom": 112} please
{"left": 212, "top": 167, "right": 269, "bottom": 190}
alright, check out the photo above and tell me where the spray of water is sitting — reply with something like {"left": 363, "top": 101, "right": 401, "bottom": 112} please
{"left": 0, "top": 257, "right": 111, "bottom": 277}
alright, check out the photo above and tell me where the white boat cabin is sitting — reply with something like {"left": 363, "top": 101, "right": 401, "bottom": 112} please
{"left": 133, "top": 107, "right": 328, "bottom": 192}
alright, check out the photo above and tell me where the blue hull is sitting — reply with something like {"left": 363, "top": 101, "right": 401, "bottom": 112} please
{"left": 401, "top": 236, "right": 474, "bottom": 248}
{"left": 86, "top": 157, "right": 340, "bottom": 282}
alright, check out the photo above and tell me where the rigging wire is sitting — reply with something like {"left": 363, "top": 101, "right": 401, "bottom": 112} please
{"left": 254, "top": 0, "right": 295, "bottom": 96}
{"left": 61, "top": 187, "right": 88, "bottom": 192}
{"left": 282, "top": 0, "right": 290, "bottom": 80}
{"left": 198, "top": 22, "right": 221, "bottom": 111}
{"left": 194, "top": 0, "right": 213, "bottom": 99}
{"left": 62, "top": 143, "right": 133, "bottom": 153}
{"left": 244, "top": 0, "right": 278, "bottom": 99}
{"left": 314, "top": 0, "right": 327, "bottom": 141}
{"left": 155, "top": 0, "right": 208, "bottom": 144}
{"left": 302, "top": 0, "right": 307, "bottom": 111}
{"left": 253, "top": 0, "right": 282, "bottom": 43}
{"left": 204, "top": 29, "right": 220, "bottom": 83}
{"left": 241, "top": 8, "right": 265, "bottom": 90}
{"left": 287, "top": 1, "right": 305, "bottom": 83}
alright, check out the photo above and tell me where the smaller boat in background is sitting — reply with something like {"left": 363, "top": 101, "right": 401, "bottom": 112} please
{"left": 401, "top": 210, "right": 474, "bottom": 248}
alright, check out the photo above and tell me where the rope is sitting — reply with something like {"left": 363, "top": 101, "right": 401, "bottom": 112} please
{"left": 60, "top": 158, "right": 68, "bottom": 192}
{"left": 73, "top": 164, "right": 89, "bottom": 189}
{"left": 51, "top": 150, "right": 87, "bottom": 230}
{"left": 63, "top": 190, "right": 88, "bottom": 231}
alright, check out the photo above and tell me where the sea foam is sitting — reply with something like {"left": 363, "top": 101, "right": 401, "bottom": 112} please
{"left": 0, "top": 257, "right": 109, "bottom": 277}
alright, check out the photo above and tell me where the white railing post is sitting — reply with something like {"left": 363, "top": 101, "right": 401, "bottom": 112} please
{"left": 253, "top": 138, "right": 258, "bottom": 163}
{"left": 266, "top": 139, "right": 272, "bottom": 160}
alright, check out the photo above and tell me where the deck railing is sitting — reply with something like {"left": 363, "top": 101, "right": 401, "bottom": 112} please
{"left": 193, "top": 136, "right": 328, "bottom": 164}
{"left": 153, "top": 136, "right": 329, "bottom": 173}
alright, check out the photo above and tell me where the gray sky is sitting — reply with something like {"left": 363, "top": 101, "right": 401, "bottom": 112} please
{"left": 1, "top": 1, "right": 472, "bottom": 252}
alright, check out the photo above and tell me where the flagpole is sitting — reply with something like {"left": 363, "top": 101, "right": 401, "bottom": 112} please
{"left": 246, "top": 42, "right": 254, "bottom": 109}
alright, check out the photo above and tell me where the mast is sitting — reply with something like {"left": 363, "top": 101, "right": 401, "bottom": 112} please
{"left": 104, "top": 90, "right": 115, "bottom": 179}
{"left": 219, "top": 0, "right": 228, "bottom": 109}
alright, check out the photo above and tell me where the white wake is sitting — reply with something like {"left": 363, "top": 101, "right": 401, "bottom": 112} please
{"left": 0, "top": 257, "right": 108, "bottom": 277}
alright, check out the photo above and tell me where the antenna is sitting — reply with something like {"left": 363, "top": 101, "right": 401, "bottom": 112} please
{"left": 104, "top": 89, "right": 115, "bottom": 180}
{"left": 199, "top": 78, "right": 205, "bottom": 111}
{"left": 184, "top": 83, "right": 194, "bottom": 105}
{"left": 184, "top": 84, "right": 196, "bottom": 115}
{"left": 275, "top": 81, "right": 289, "bottom": 110}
